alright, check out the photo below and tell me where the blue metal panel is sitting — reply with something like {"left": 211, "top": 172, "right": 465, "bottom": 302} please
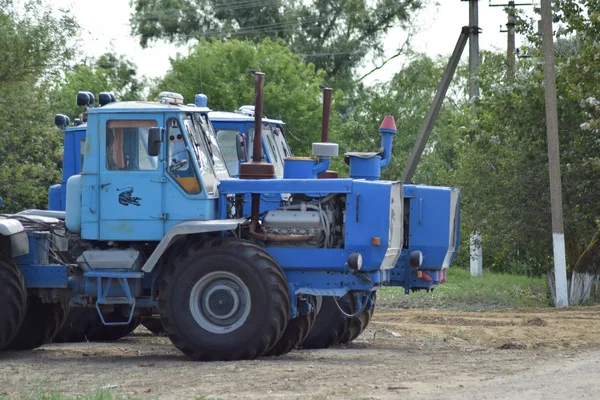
{"left": 219, "top": 178, "right": 353, "bottom": 195}
{"left": 48, "top": 184, "right": 62, "bottom": 211}
{"left": 49, "top": 126, "right": 87, "bottom": 211}
{"left": 284, "top": 269, "right": 388, "bottom": 297}
{"left": 343, "top": 180, "right": 400, "bottom": 270}
{"left": 69, "top": 272, "right": 143, "bottom": 299}
{"left": 404, "top": 184, "right": 460, "bottom": 270}
{"left": 20, "top": 265, "right": 69, "bottom": 288}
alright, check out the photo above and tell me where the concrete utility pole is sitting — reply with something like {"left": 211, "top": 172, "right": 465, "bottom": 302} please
{"left": 470, "top": 231, "right": 483, "bottom": 277}
{"left": 402, "top": 27, "right": 469, "bottom": 183}
{"left": 490, "top": 1, "right": 532, "bottom": 75}
{"left": 468, "top": 0, "right": 480, "bottom": 104}
{"left": 540, "top": 0, "right": 569, "bottom": 307}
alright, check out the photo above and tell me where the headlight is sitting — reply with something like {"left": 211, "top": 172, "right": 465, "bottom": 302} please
{"left": 348, "top": 252, "right": 363, "bottom": 271}
{"left": 409, "top": 250, "right": 423, "bottom": 268}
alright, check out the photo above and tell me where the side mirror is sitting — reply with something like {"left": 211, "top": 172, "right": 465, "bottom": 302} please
{"left": 236, "top": 134, "right": 246, "bottom": 161}
{"left": 148, "top": 127, "right": 163, "bottom": 157}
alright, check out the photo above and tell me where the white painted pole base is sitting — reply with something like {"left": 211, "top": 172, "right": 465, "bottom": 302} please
{"left": 552, "top": 232, "right": 569, "bottom": 307}
{"left": 470, "top": 231, "right": 482, "bottom": 277}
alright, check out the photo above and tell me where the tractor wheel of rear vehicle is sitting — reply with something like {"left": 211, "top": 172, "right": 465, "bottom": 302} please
{"left": 264, "top": 296, "right": 318, "bottom": 357}
{"left": 0, "top": 254, "right": 27, "bottom": 351}
{"left": 86, "top": 311, "right": 141, "bottom": 342}
{"left": 298, "top": 295, "right": 352, "bottom": 349}
{"left": 53, "top": 307, "right": 103, "bottom": 343}
{"left": 5, "top": 295, "right": 68, "bottom": 350}
{"left": 141, "top": 317, "right": 165, "bottom": 335}
{"left": 338, "top": 293, "right": 376, "bottom": 344}
{"left": 159, "top": 237, "right": 290, "bottom": 361}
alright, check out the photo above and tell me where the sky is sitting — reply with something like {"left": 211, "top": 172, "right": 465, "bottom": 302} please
{"left": 53, "top": 0, "right": 539, "bottom": 86}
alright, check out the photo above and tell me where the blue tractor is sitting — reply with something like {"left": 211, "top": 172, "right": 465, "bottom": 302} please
{"left": 0, "top": 73, "right": 411, "bottom": 358}
{"left": 46, "top": 87, "right": 460, "bottom": 345}
{"left": 208, "top": 96, "right": 461, "bottom": 295}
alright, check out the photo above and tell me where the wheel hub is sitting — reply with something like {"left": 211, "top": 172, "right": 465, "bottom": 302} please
{"left": 190, "top": 271, "right": 251, "bottom": 334}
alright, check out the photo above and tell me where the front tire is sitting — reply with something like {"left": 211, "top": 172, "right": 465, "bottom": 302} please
{"left": 0, "top": 254, "right": 26, "bottom": 351}
{"left": 159, "top": 237, "right": 290, "bottom": 361}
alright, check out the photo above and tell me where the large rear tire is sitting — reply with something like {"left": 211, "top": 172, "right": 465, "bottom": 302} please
{"left": 264, "top": 296, "right": 317, "bottom": 357}
{"left": 5, "top": 295, "right": 68, "bottom": 350}
{"left": 53, "top": 307, "right": 102, "bottom": 343}
{"left": 86, "top": 309, "right": 141, "bottom": 341}
{"left": 0, "top": 254, "right": 27, "bottom": 351}
{"left": 141, "top": 316, "right": 165, "bottom": 335}
{"left": 159, "top": 237, "right": 290, "bottom": 361}
{"left": 298, "top": 295, "right": 352, "bottom": 349}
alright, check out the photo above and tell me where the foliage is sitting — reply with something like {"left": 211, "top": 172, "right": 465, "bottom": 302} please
{"left": 129, "top": 0, "right": 423, "bottom": 87}
{"left": 49, "top": 52, "right": 146, "bottom": 120}
{"left": 0, "top": 0, "right": 78, "bottom": 88}
{"left": 0, "top": 81, "right": 63, "bottom": 213}
{"left": 0, "top": 0, "right": 79, "bottom": 213}
{"left": 377, "top": 268, "right": 551, "bottom": 311}
{"left": 334, "top": 52, "right": 468, "bottom": 183}
{"left": 153, "top": 37, "right": 337, "bottom": 153}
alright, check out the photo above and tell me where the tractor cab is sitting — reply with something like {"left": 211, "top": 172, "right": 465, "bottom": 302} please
{"left": 209, "top": 107, "right": 293, "bottom": 215}
{"left": 209, "top": 107, "right": 292, "bottom": 179}
{"left": 64, "top": 91, "right": 231, "bottom": 241}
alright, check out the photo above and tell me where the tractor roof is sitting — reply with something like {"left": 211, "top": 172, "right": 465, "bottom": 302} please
{"left": 88, "top": 101, "right": 211, "bottom": 114}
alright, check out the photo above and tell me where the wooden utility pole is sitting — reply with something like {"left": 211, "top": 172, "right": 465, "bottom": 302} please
{"left": 540, "top": 0, "right": 569, "bottom": 307}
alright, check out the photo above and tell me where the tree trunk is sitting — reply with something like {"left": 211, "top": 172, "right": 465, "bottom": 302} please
{"left": 569, "top": 272, "right": 597, "bottom": 305}
{"left": 569, "top": 230, "right": 600, "bottom": 305}
{"left": 547, "top": 268, "right": 558, "bottom": 306}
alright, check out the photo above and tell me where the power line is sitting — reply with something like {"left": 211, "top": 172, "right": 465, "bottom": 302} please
{"left": 134, "top": 3, "right": 412, "bottom": 39}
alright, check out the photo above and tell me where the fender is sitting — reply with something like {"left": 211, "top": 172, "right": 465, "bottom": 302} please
{"left": 141, "top": 218, "right": 247, "bottom": 273}
{"left": 0, "top": 218, "right": 29, "bottom": 257}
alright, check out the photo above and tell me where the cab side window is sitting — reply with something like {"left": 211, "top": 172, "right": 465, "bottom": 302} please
{"left": 106, "top": 120, "right": 158, "bottom": 171}
{"left": 216, "top": 129, "right": 241, "bottom": 176}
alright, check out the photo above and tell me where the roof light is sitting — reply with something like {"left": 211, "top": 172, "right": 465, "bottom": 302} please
{"left": 54, "top": 114, "right": 70, "bottom": 128}
{"left": 195, "top": 93, "right": 208, "bottom": 107}
{"left": 238, "top": 105, "right": 255, "bottom": 116}
{"left": 99, "top": 92, "right": 116, "bottom": 106}
{"left": 76, "top": 91, "right": 95, "bottom": 107}
{"left": 158, "top": 91, "right": 184, "bottom": 105}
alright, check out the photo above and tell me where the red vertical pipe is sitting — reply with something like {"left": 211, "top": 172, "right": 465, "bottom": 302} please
{"left": 321, "top": 87, "right": 332, "bottom": 143}
{"left": 252, "top": 72, "right": 265, "bottom": 162}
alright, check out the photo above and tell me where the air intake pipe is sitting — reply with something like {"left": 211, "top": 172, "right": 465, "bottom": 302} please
{"left": 379, "top": 115, "right": 397, "bottom": 169}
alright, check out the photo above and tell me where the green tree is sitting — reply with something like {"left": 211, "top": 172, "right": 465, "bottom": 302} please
{"left": 0, "top": 0, "right": 78, "bottom": 212}
{"left": 50, "top": 52, "right": 146, "bottom": 120}
{"left": 334, "top": 52, "right": 468, "bottom": 182}
{"left": 129, "top": 0, "right": 423, "bottom": 87}
{"left": 0, "top": 0, "right": 78, "bottom": 88}
{"left": 152, "top": 38, "right": 336, "bottom": 153}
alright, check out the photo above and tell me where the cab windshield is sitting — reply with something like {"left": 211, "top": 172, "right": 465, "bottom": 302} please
{"left": 182, "top": 113, "right": 229, "bottom": 183}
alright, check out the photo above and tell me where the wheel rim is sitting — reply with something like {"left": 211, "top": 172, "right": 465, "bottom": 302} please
{"left": 189, "top": 271, "right": 251, "bottom": 334}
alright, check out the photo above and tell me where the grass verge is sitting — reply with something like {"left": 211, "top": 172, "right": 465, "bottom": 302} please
{"left": 377, "top": 268, "right": 551, "bottom": 311}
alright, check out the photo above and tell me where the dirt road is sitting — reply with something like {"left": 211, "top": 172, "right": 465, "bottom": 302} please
{"left": 1, "top": 306, "right": 600, "bottom": 399}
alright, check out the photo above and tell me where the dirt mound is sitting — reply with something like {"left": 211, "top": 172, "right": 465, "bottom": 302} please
{"left": 524, "top": 317, "right": 549, "bottom": 326}
{"left": 498, "top": 341, "right": 527, "bottom": 350}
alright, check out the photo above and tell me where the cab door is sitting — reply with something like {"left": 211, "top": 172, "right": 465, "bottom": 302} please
{"left": 97, "top": 114, "right": 165, "bottom": 241}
